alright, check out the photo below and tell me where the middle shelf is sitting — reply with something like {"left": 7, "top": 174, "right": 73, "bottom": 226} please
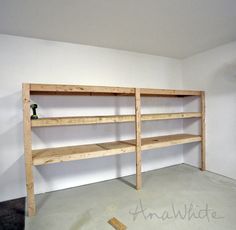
{"left": 31, "top": 112, "right": 201, "bottom": 127}
{"left": 32, "top": 133, "right": 201, "bottom": 166}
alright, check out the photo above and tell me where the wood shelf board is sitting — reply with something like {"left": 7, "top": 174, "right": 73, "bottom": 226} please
{"left": 140, "top": 88, "right": 201, "bottom": 96}
{"left": 28, "top": 83, "right": 201, "bottom": 97}
{"left": 33, "top": 141, "right": 135, "bottom": 165}
{"left": 125, "top": 134, "right": 201, "bottom": 151}
{"left": 31, "top": 114, "right": 134, "bottom": 127}
{"left": 30, "top": 83, "right": 135, "bottom": 96}
{"left": 142, "top": 112, "right": 201, "bottom": 121}
{"left": 31, "top": 112, "right": 201, "bottom": 127}
{"left": 32, "top": 134, "right": 201, "bottom": 165}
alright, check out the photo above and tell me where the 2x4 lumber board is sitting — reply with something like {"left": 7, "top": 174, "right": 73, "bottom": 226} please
{"left": 142, "top": 112, "right": 201, "bottom": 121}
{"left": 30, "top": 84, "right": 135, "bottom": 96}
{"left": 108, "top": 217, "right": 127, "bottom": 230}
{"left": 32, "top": 114, "right": 134, "bottom": 127}
{"left": 135, "top": 88, "right": 142, "bottom": 190}
{"left": 31, "top": 112, "right": 201, "bottom": 127}
{"left": 22, "top": 83, "right": 36, "bottom": 216}
{"left": 140, "top": 88, "right": 201, "bottom": 97}
{"left": 200, "top": 91, "right": 206, "bottom": 171}
{"left": 32, "top": 134, "right": 201, "bottom": 165}
{"left": 29, "top": 83, "right": 201, "bottom": 97}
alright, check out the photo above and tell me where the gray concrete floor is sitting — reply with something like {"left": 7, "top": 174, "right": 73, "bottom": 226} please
{"left": 25, "top": 164, "right": 236, "bottom": 230}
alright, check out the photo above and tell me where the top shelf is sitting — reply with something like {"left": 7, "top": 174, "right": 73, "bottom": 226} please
{"left": 28, "top": 83, "right": 201, "bottom": 97}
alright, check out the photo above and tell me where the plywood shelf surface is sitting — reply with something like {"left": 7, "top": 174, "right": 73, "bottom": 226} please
{"left": 31, "top": 112, "right": 201, "bottom": 127}
{"left": 29, "top": 83, "right": 201, "bottom": 97}
{"left": 32, "top": 134, "right": 201, "bottom": 165}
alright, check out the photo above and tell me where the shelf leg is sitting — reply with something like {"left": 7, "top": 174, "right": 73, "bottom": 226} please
{"left": 135, "top": 88, "right": 142, "bottom": 190}
{"left": 23, "top": 83, "right": 36, "bottom": 216}
{"left": 200, "top": 91, "right": 206, "bottom": 171}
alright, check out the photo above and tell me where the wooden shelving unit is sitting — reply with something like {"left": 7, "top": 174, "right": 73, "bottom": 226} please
{"left": 23, "top": 83, "right": 205, "bottom": 216}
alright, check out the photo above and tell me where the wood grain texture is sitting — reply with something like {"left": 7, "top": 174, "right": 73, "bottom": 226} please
{"left": 31, "top": 112, "right": 201, "bottom": 127}
{"left": 108, "top": 217, "right": 127, "bottom": 230}
{"left": 22, "top": 83, "right": 36, "bottom": 216}
{"left": 200, "top": 91, "right": 206, "bottom": 171}
{"left": 135, "top": 88, "right": 142, "bottom": 190}
{"left": 30, "top": 83, "right": 134, "bottom": 95}
{"left": 32, "top": 134, "right": 201, "bottom": 166}
{"left": 29, "top": 83, "right": 201, "bottom": 97}
{"left": 140, "top": 88, "right": 201, "bottom": 96}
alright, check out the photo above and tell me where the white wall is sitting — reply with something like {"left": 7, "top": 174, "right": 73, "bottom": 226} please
{"left": 182, "top": 41, "right": 236, "bottom": 180}
{"left": 0, "top": 34, "right": 184, "bottom": 201}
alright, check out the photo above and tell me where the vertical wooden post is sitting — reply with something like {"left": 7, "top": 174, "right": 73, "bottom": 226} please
{"left": 200, "top": 91, "right": 206, "bottom": 171}
{"left": 23, "top": 83, "right": 36, "bottom": 216}
{"left": 135, "top": 88, "right": 142, "bottom": 190}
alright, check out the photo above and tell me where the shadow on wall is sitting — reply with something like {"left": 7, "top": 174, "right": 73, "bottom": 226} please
{"left": 0, "top": 123, "right": 26, "bottom": 201}
{"left": 35, "top": 152, "right": 136, "bottom": 189}
{"left": 0, "top": 120, "right": 24, "bottom": 171}
{"left": 182, "top": 96, "right": 200, "bottom": 112}
{"left": 209, "top": 59, "right": 236, "bottom": 94}
{"left": 0, "top": 155, "right": 26, "bottom": 201}
{"left": 183, "top": 142, "right": 201, "bottom": 167}
{"left": 0, "top": 91, "right": 24, "bottom": 173}
{"left": 200, "top": 58, "right": 236, "bottom": 175}
{"left": 30, "top": 95, "right": 134, "bottom": 117}
{"left": 0, "top": 91, "right": 27, "bottom": 200}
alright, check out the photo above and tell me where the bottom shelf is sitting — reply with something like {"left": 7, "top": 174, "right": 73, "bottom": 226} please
{"left": 32, "top": 134, "right": 201, "bottom": 166}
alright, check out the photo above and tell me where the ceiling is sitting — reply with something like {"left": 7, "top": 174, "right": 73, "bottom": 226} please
{"left": 1, "top": 0, "right": 236, "bottom": 58}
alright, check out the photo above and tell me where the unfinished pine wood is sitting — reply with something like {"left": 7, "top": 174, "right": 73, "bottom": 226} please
{"left": 108, "top": 217, "right": 127, "bottom": 230}
{"left": 23, "top": 83, "right": 204, "bottom": 216}
{"left": 29, "top": 83, "right": 201, "bottom": 97}
{"left": 32, "top": 115, "right": 134, "bottom": 127}
{"left": 140, "top": 88, "right": 201, "bottom": 97}
{"left": 31, "top": 112, "right": 201, "bottom": 127}
{"left": 33, "top": 141, "right": 135, "bottom": 165}
{"left": 200, "top": 91, "right": 206, "bottom": 171}
{"left": 32, "top": 134, "right": 201, "bottom": 166}
{"left": 142, "top": 112, "right": 201, "bottom": 121}
{"left": 125, "top": 134, "right": 202, "bottom": 151}
{"left": 22, "top": 83, "right": 36, "bottom": 216}
{"left": 30, "top": 83, "right": 134, "bottom": 96}
{"left": 135, "top": 88, "right": 142, "bottom": 190}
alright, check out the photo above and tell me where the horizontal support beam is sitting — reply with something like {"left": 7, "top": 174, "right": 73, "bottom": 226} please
{"left": 30, "top": 84, "right": 134, "bottom": 95}
{"left": 31, "top": 112, "right": 201, "bottom": 127}
{"left": 28, "top": 83, "right": 201, "bottom": 97}
{"left": 140, "top": 88, "right": 201, "bottom": 96}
